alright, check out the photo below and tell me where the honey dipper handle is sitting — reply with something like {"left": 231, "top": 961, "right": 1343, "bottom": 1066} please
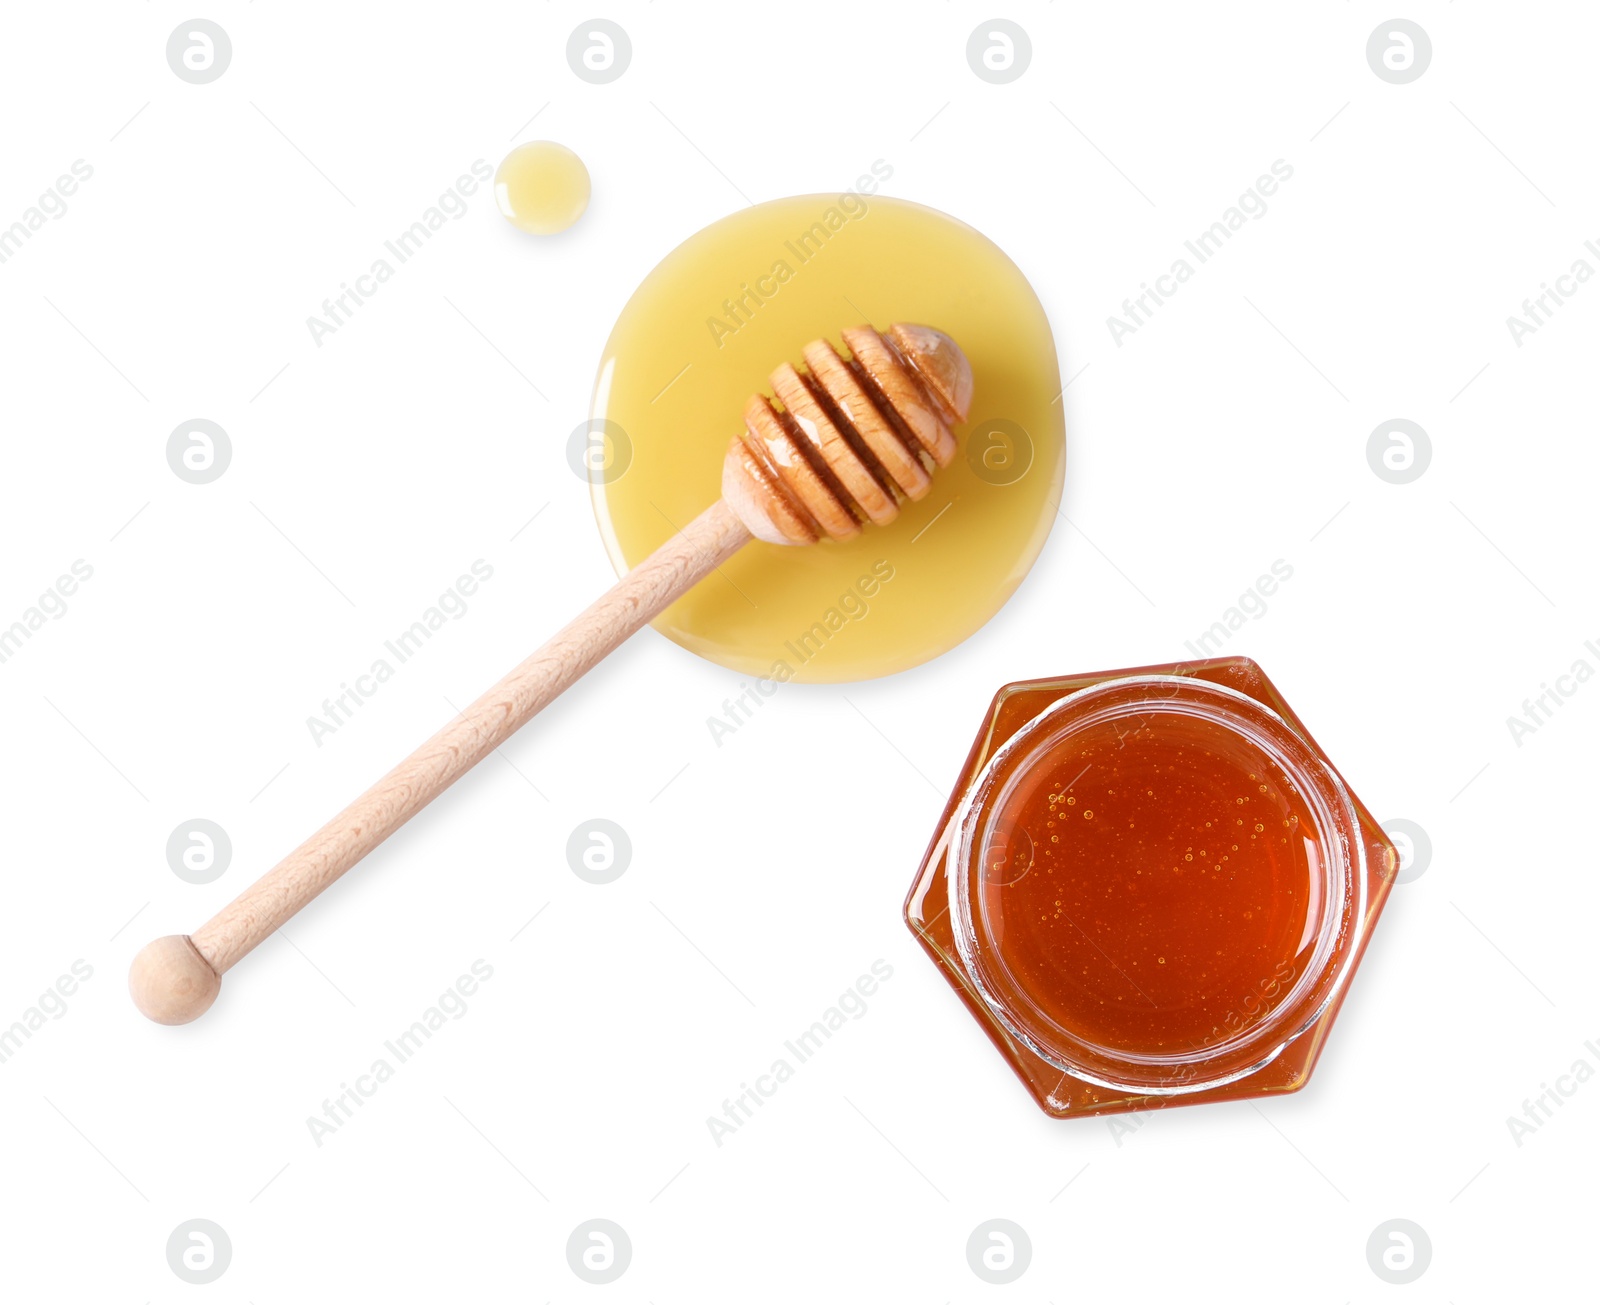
{"left": 197, "top": 499, "right": 750, "bottom": 972}
{"left": 130, "top": 500, "right": 751, "bottom": 1023}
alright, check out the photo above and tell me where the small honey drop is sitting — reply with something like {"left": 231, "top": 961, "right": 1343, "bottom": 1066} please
{"left": 494, "top": 141, "right": 590, "bottom": 235}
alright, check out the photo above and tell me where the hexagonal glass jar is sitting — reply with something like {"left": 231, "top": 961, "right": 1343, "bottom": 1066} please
{"left": 903, "top": 657, "right": 1398, "bottom": 1119}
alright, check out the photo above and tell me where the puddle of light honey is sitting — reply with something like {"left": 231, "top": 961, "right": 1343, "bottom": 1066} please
{"left": 589, "top": 194, "right": 1064, "bottom": 683}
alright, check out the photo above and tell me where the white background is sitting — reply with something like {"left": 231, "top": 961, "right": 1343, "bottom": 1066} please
{"left": 1, "top": 2, "right": 1595, "bottom": 1300}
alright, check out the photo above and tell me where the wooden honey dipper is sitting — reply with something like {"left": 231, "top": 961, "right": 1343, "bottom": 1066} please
{"left": 131, "top": 323, "right": 973, "bottom": 1023}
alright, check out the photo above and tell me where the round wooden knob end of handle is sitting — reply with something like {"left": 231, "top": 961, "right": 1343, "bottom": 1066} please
{"left": 129, "top": 935, "right": 221, "bottom": 1025}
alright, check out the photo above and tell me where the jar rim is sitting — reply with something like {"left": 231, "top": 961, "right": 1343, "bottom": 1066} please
{"left": 947, "top": 674, "right": 1368, "bottom": 1096}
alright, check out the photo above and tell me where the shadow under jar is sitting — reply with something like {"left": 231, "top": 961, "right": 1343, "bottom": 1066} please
{"left": 905, "top": 659, "right": 1398, "bottom": 1118}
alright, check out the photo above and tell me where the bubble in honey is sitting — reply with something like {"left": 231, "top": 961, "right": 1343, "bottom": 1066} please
{"left": 494, "top": 141, "right": 590, "bottom": 235}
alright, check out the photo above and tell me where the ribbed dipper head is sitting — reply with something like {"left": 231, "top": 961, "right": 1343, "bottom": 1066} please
{"left": 722, "top": 323, "right": 973, "bottom": 545}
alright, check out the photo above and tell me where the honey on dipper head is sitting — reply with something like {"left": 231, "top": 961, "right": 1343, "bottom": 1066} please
{"left": 723, "top": 323, "right": 971, "bottom": 545}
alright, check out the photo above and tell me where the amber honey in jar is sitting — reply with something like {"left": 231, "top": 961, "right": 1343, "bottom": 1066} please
{"left": 904, "top": 658, "right": 1398, "bottom": 1118}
